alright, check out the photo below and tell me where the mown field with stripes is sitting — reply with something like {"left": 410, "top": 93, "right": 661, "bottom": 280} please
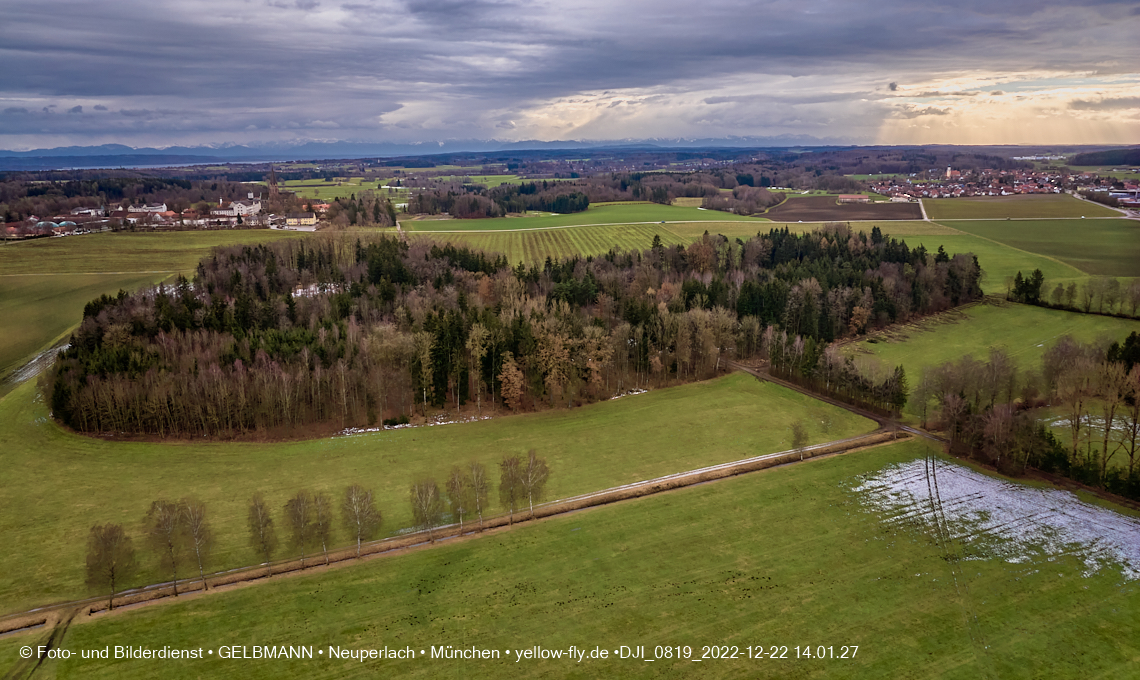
{"left": 408, "top": 224, "right": 688, "bottom": 263}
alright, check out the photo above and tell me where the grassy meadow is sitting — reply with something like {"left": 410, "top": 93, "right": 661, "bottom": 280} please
{"left": 0, "top": 231, "right": 306, "bottom": 381}
{"left": 0, "top": 231, "right": 306, "bottom": 383}
{"left": 403, "top": 202, "right": 767, "bottom": 232}
{"left": 4, "top": 438, "right": 1138, "bottom": 679}
{"left": 943, "top": 218, "right": 1140, "bottom": 278}
{"left": 924, "top": 194, "right": 1121, "bottom": 220}
{"left": 0, "top": 373, "right": 875, "bottom": 614}
{"left": 845, "top": 301, "right": 1140, "bottom": 388}
{"left": 0, "top": 230, "right": 305, "bottom": 276}
{"left": 408, "top": 224, "right": 690, "bottom": 264}
{"left": 855, "top": 230, "right": 1087, "bottom": 294}
{"left": 0, "top": 273, "right": 169, "bottom": 381}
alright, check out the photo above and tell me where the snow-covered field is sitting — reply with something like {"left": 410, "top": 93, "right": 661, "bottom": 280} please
{"left": 852, "top": 458, "right": 1140, "bottom": 581}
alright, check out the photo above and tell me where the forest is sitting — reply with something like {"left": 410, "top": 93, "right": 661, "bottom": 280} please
{"left": 406, "top": 173, "right": 784, "bottom": 218}
{"left": 47, "top": 225, "right": 982, "bottom": 437}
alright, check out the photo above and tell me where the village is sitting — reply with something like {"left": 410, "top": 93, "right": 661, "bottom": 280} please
{"left": 3, "top": 192, "right": 325, "bottom": 239}
{"left": 870, "top": 166, "right": 1140, "bottom": 207}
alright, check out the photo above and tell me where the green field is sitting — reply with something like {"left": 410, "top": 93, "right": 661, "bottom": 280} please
{"left": 404, "top": 203, "right": 767, "bottom": 233}
{"left": 943, "top": 219, "right": 1140, "bottom": 278}
{"left": 409, "top": 224, "right": 690, "bottom": 264}
{"left": 433, "top": 174, "right": 535, "bottom": 187}
{"left": 0, "top": 373, "right": 874, "bottom": 614}
{"left": 0, "top": 231, "right": 304, "bottom": 276}
{"left": 5, "top": 438, "right": 1137, "bottom": 679}
{"left": 0, "top": 273, "right": 169, "bottom": 381}
{"left": 924, "top": 194, "right": 1120, "bottom": 220}
{"left": 0, "top": 232, "right": 306, "bottom": 383}
{"left": 867, "top": 230, "right": 1086, "bottom": 294}
{"left": 846, "top": 301, "right": 1140, "bottom": 388}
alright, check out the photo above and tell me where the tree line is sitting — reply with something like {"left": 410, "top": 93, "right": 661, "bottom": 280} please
{"left": 86, "top": 451, "right": 550, "bottom": 610}
{"left": 913, "top": 333, "right": 1140, "bottom": 500}
{"left": 1008, "top": 268, "right": 1140, "bottom": 319}
{"left": 48, "top": 225, "right": 981, "bottom": 437}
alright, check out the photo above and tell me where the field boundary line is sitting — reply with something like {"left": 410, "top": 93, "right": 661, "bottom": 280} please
{"left": 0, "top": 429, "right": 901, "bottom": 632}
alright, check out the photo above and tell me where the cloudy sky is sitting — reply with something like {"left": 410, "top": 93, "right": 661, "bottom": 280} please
{"left": 1, "top": 0, "right": 1138, "bottom": 150}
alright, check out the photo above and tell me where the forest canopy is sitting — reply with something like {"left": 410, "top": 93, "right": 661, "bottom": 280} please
{"left": 48, "top": 226, "right": 982, "bottom": 438}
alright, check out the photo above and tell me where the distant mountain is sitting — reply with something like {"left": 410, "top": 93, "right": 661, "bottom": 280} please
{"left": 0, "top": 135, "right": 848, "bottom": 170}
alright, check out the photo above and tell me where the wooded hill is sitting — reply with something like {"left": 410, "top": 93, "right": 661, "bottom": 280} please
{"left": 48, "top": 226, "right": 982, "bottom": 437}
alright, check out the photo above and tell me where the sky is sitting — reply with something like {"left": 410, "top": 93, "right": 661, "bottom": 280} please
{"left": 1, "top": 0, "right": 1138, "bottom": 150}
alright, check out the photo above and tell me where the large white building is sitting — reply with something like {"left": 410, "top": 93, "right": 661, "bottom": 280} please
{"left": 211, "top": 194, "right": 262, "bottom": 218}
{"left": 128, "top": 202, "right": 167, "bottom": 213}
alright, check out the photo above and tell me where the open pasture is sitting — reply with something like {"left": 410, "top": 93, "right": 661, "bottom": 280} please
{"left": 6, "top": 439, "right": 1138, "bottom": 679}
{"left": 764, "top": 195, "right": 923, "bottom": 221}
{"left": 403, "top": 202, "right": 766, "bottom": 233}
{"left": 0, "top": 273, "right": 168, "bottom": 382}
{"left": 432, "top": 174, "right": 538, "bottom": 187}
{"left": 883, "top": 231, "right": 1086, "bottom": 294}
{"left": 944, "top": 218, "right": 1140, "bottom": 278}
{"left": 0, "top": 230, "right": 304, "bottom": 276}
{"left": 0, "top": 231, "right": 306, "bottom": 381}
{"left": 924, "top": 194, "right": 1120, "bottom": 220}
{"left": 278, "top": 178, "right": 398, "bottom": 201}
{"left": 0, "top": 373, "right": 874, "bottom": 613}
{"left": 409, "top": 223, "right": 688, "bottom": 264}
{"left": 845, "top": 301, "right": 1140, "bottom": 386}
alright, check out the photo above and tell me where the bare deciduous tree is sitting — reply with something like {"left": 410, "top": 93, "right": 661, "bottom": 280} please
{"left": 1123, "top": 365, "right": 1140, "bottom": 477}
{"left": 342, "top": 484, "right": 381, "bottom": 558}
{"left": 1096, "top": 361, "right": 1129, "bottom": 483}
{"left": 312, "top": 491, "right": 334, "bottom": 565}
{"left": 145, "top": 500, "right": 185, "bottom": 596}
{"left": 499, "top": 454, "right": 523, "bottom": 525}
{"left": 445, "top": 466, "right": 473, "bottom": 532}
{"left": 518, "top": 449, "right": 550, "bottom": 518}
{"left": 248, "top": 494, "right": 278, "bottom": 575}
{"left": 467, "top": 460, "right": 490, "bottom": 531}
{"left": 86, "top": 523, "right": 137, "bottom": 611}
{"left": 285, "top": 490, "right": 315, "bottom": 566}
{"left": 181, "top": 497, "right": 213, "bottom": 591}
{"left": 410, "top": 479, "right": 444, "bottom": 541}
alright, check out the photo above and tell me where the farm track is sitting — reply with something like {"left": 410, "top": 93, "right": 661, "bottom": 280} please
{"left": 0, "top": 423, "right": 901, "bottom": 637}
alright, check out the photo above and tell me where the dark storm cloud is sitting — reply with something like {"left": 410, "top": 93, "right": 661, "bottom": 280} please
{"left": 0, "top": 0, "right": 1136, "bottom": 146}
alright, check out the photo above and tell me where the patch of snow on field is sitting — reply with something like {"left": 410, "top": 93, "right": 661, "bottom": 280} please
{"left": 852, "top": 458, "right": 1140, "bottom": 581}
{"left": 609, "top": 388, "right": 648, "bottom": 400}
{"left": 336, "top": 414, "right": 492, "bottom": 437}
{"left": 1049, "top": 415, "right": 1132, "bottom": 435}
